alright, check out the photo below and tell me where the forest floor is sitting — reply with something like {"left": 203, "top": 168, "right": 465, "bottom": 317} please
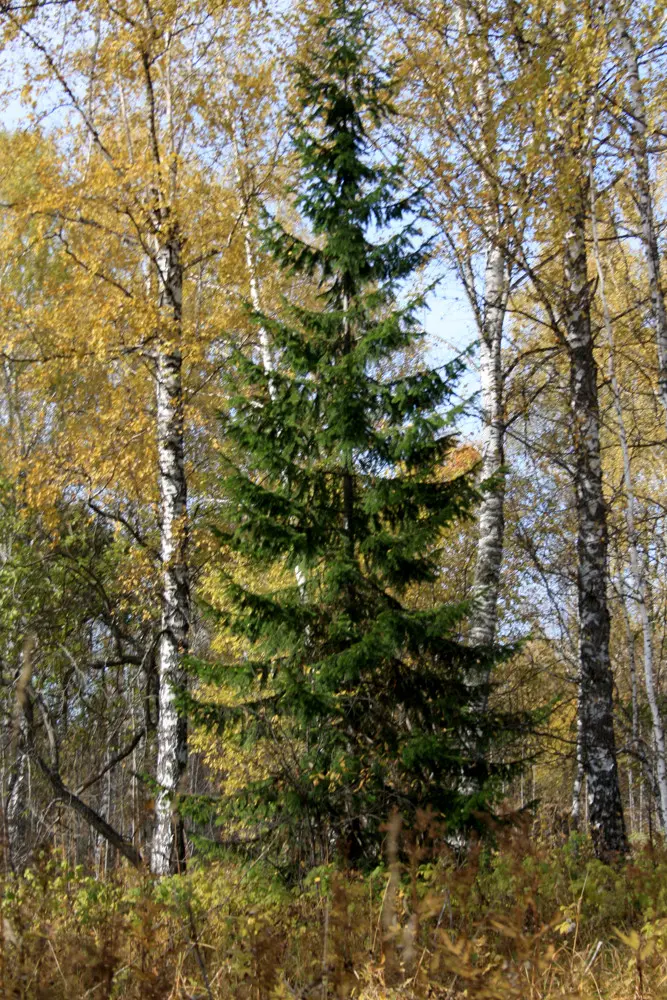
{"left": 1, "top": 826, "right": 666, "bottom": 998}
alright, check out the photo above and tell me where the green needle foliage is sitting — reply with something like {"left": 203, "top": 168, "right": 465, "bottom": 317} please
{"left": 193, "top": 0, "right": 520, "bottom": 868}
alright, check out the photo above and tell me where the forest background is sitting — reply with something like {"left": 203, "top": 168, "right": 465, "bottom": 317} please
{"left": 0, "top": 0, "right": 665, "bottom": 996}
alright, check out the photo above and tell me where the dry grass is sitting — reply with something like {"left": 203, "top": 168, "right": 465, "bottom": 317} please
{"left": 1, "top": 826, "right": 667, "bottom": 998}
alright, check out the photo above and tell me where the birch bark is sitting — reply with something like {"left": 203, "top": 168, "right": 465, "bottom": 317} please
{"left": 455, "top": 3, "right": 509, "bottom": 690}
{"left": 94, "top": 750, "right": 112, "bottom": 874}
{"left": 228, "top": 117, "right": 312, "bottom": 598}
{"left": 150, "top": 233, "right": 189, "bottom": 876}
{"left": 224, "top": 87, "right": 276, "bottom": 382}
{"left": 469, "top": 240, "right": 507, "bottom": 658}
{"left": 571, "top": 688, "right": 584, "bottom": 828}
{"left": 610, "top": 5, "right": 667, "bottom": 422}
{"left": 620, "top": 581, "right": 641, "bottom": 834}
{"left": 564, "top": 195, "right": 627, "bottom": 858}
{"left": 590, "top": 181, "right": 667, "bottom": 829}
{"left": 242, "top": 214, "right": 274, "bottom": 380}
{"left": 6, "top": 730, "right": 29, "bottom": 871}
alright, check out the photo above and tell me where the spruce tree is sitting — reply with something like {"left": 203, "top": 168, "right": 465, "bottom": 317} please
{"left": 194, "top": 0, "right": 516, "bottom": 866}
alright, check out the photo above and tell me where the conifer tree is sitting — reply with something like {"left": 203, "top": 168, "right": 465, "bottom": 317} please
{"left": 193, "top": 0, "right": 518, "bottom": 865}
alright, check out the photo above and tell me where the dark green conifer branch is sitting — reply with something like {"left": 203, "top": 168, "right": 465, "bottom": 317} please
{"left": 192, "top": 0, "right": 526, "bottom": 867}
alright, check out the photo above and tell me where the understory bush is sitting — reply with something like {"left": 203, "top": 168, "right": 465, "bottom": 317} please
{"left": 2, "top": 826, "right": 667, "bottom": 998}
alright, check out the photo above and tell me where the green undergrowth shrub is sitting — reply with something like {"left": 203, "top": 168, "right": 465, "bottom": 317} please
{"left": 2, "top": 828, "right": 667, "bottom": 997}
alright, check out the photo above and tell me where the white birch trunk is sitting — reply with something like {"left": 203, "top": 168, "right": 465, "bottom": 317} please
{"left": 242, "top": 216, "right": 274, "bottom": 381}
{"left": 94, "top": 751, "right": 111, "bottom": 874}
{"left": 571, "top": 688, "right": 584, "bottom": 828}
{"left": 564, "top": 196, "right": 627, "bottom": 858}
{"left": 6, "top": 732, "right": 29, "bottom": 872}
{"left": 242, "top": 215, "right": 308, "bottom": 594}
{"left": 455, "top": 4, "right": 509, "bottom": 683}
{"left": 151, "top": 234, "right": 190, "bottom": 876}
{"left": 611, "top": 6, "right": 667, "bottom": 421}
{"left": 227, "top": 104, "right": 280, "bottom": 393}
{"left": 231, "top": 133, "right": 310, "bottom": 596}
{"left": 469, "top": 241, "right": 507, "bottom": 662}
{"left": 7, "top": 636, "right": 33, "bottom": 871}
{"left": 590, "top": 182, "right": 667, "bottom": 829}
{"left": 621, "top": 582, "right": 641, "bottom": 835}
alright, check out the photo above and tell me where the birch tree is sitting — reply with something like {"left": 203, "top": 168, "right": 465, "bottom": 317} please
{"left": 590, "top": 168, "right": 667, "bottom": 830}
{"left": 607, "top": 0, "right": 667, "bottom": 426}
{"left": 0, "top": 0, "right": 278, "bottom": 873}
{"left": 496, "top": 0, "right": 628, "bottom": 855}
{"left": 453, "top": 2, "right": 510, "bottom": 662}
{"left": 387, "top": 0, "right": 537, "bottom": 667}
{"left": 563, "top": 185, "right": 626, "bottom": 856}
